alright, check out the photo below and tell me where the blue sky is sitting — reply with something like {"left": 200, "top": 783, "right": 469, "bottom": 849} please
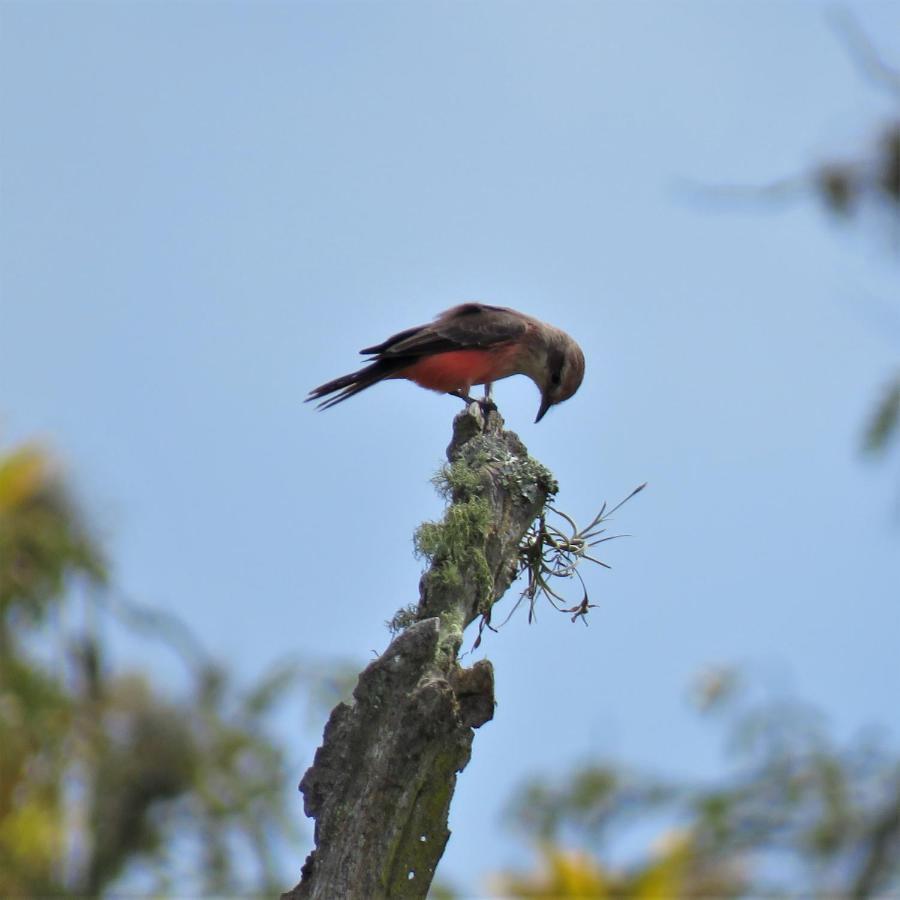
{"left": 2, "top": 0, "right": 899, "bottom": 892}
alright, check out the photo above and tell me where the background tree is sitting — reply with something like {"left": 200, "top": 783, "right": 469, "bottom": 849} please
{"left": 491, "top": 670, "right": 900, "bottom": 898}
{"left": 0, "top": 440, "right": 319, "bottom": 896}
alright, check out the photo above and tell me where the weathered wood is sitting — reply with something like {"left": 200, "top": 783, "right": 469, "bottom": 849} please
{"left": 282, "top": 404, "right": 555, "bottom": 900}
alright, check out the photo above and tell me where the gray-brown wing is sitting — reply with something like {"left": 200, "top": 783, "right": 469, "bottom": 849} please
{"left": 360, "top": 303, "right": 529, "bottom": 359}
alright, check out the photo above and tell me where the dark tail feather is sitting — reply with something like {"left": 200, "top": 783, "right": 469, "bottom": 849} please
{"left": 307, "top": 358, "right": 408, "bottom": 410}
{"left": 359, "top": 324, "right": 423, "bottom": 356}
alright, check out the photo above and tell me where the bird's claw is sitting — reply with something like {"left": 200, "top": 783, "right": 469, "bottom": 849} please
{"left": 450, "top": 391, "right": 498, "bottom": 428}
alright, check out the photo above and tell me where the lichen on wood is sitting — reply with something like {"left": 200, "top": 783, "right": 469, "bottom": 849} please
{"left": 282, "top": 403, "right": 556, "bottom": 900}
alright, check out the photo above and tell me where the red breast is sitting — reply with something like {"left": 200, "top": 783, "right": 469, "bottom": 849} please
{"left": 400, "top": 345, "right": 521, "bottom": 393}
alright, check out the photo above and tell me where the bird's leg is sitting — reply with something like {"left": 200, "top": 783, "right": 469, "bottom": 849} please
{"left": 449, "top": 387, "right": 496, "bottom": 425}
{"left": 449, "top": 389, "right": 479, "bottom": 406}
{"left": 480, "top": 382, "right": 498, "bottom": 414}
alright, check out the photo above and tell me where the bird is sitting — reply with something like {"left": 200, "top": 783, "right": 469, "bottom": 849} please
{"left": 307, "top": 303, "right": 585, "bottom": 423}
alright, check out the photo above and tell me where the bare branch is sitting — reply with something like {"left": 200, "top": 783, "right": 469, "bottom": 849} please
{"left": 282, "top": 404, "right": 555, "bottom": 899}
{"left": 829, "top": 8, "right": 900, "bottom": 98}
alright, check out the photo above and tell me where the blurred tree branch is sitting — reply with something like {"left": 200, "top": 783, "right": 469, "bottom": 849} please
{"left": 829, "top": 8, "right": 900, "bottom": 99}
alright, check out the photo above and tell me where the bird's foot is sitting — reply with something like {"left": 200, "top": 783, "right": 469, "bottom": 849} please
{"left": 449, "top": 390, "right": 499, "bottom": 431}
{"left": 479, "top": 384, "right": 498, "bottom": 417}
{"left": 450, "top": 391, "right": 497, "bottom": 414}
{"left": 450, "top": 390, "right": 479, "bottom": 407}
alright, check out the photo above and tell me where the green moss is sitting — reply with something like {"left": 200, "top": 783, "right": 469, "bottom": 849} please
{"left": 416, "top": 432, "right": 555, "bottom": 629}
{"left": 427, "top": 560, "right": 462, "bottom": 590}
{"left": 415, "top": 500, "right": 489, "bottom": 556}
{"left": 441, "top": 436, "right": 558, "bottom": 506}
{"left": 386, "top": 604, "right": 419, "bottom": 635}
{"left": 414, "top": 497, "right": 493, "bottom": 609}
{"left": 431, "top": 455, "right": 486, "bottom": 501}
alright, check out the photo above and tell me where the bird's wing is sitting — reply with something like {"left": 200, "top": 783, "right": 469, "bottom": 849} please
{"left": 360, "top": 303, "right": 529, "bottom": 358}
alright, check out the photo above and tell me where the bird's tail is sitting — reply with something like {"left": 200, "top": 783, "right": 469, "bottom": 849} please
{"left": 307, "top": 358, "right": 409, "bottom": 410}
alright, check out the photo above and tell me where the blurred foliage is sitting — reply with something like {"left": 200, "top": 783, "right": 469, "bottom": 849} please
{"left": 491, "top": 837, "right": 739, "bottom": 899}
{"left": 684, "top": 14, "right": 900, "bottom": 468}
{"left": 808, "top": 26, "right": 900, "bottom": 459}
{"left": 811, "top": 122, "right": 900, "bottom": 221}
{"left": 808, "top": 20, "right": 900, "bottom": 463}
{"left": 491, "top": 669, "right": 900, "bottom": 898}
{"left": 807, "top": 19, "right": 900, "bottom": 472}
{"left": 863, "top": 375, "right": 900, "bottom": 457}
{"left": 0, "top": 440, "right": 312, "bottom": 896}
{"left": 0, "top": 445, "right": 104, "bottom": 632}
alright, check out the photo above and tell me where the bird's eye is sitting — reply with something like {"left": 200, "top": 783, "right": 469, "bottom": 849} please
{"left": 551, "top": 372, "right": 562, "bottom": 386}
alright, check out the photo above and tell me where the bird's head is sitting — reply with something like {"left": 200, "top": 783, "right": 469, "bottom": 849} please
{"left": 533, "top": 331, "right": 585, "bottom": 423}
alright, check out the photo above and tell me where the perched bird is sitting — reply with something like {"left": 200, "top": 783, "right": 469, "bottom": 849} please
{"left": 308, "top": 303, "right": 585, "bottom": 422}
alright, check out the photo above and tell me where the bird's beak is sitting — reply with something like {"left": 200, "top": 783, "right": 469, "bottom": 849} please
{"left": 534, "top": 394, "right": 552, "bottom": 423}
